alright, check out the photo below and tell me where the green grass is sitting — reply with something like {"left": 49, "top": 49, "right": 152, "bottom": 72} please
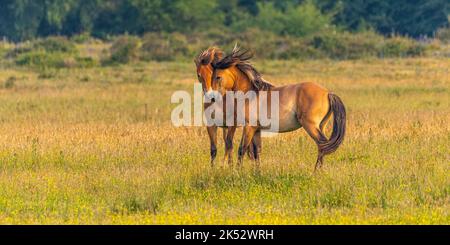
{"left": 0, "top": 58, "right": 448, "bottom": 224}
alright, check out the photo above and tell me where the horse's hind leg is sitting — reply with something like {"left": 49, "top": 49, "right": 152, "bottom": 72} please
{"left": 302, "top": 122, "right": 328, "bottom": 171}
{"left": 247, "top": 129, "right": 261, "bottom": 161}
{"left": 252, "top": 129, "right": 262, "bottom": 167}
{"left": 238, "top": 126, "right": 258, "bottom": 166}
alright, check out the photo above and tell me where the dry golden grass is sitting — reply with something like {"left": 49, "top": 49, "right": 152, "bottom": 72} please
{"left": 0, "top": 57, "right": 448, "bottom": 224}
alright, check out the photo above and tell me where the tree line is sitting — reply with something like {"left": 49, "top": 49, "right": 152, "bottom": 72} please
{"left": 0, "top": 0, "right": 449, "bottom": 41}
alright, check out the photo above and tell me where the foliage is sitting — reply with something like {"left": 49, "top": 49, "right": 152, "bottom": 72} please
{"left": 0, "top": 0, "right": 448, "bottom": 41}
{"left": 70, "top": 32, "right": 93, "bottom": 43}
{"left": 380, "top": 37, "right": 427, "bottom": 58}
{"left": 98, "top": 29, "right": 435, "bottom": 62}
{"left": 231, "top": 1, "right": 332, "bottom": 37}
{"left": 105, "top": 35, "right": 141, "bottom": 64}
{"left": 5, "top": 30, "right": 441, "bottom": 69}
{"left": 0, "top": 43, "right": 7, "bottom": 58}
{"left": 140, "top": 32, "right": 190, "bottom": 61}
{"left": 310, "top": 31, "right": 427, "bottom": 59}
{"left": 311, "top": 31, "right": 380, "bottom": 59}
{"left": 11, "top": 36, "right": 97, "bottom": 68}
{"left": 15, "top": 51, "right": 68, "bottom": 68}
{"left": 14, "top": 51, "right": 98, "bottom": 69}
{"left": 32, "top": 36, "right": 77, "bottom": 53}
{"left": 436, "top": 27, "right": 450, "bottom": 43}
{"left": 324, "top": 0, "right": 450, "bottom": 37}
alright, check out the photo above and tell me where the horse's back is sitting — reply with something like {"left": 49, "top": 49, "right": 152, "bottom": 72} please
{"left": 266, "top": 82, "right": 331, "bottom": 132}
{"left": 273, "top": 82, "right": 330, "bottom": 126}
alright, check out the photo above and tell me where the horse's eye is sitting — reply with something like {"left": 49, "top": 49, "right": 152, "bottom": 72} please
{"left": 216, "top": 76, "right": 222, "bottom": 81}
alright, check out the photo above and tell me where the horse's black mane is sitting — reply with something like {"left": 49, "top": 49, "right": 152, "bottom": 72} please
{"left": 212, "top": 46, "right": 273, "bottom": 91}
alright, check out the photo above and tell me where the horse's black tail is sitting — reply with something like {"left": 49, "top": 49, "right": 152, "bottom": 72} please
{"left": 318, "top": 93, "right": 346, "bottom": 155}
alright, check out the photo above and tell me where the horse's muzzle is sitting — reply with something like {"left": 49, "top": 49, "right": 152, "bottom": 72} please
{"left": 205, "top": 90, "right": 219, "bottom": 103}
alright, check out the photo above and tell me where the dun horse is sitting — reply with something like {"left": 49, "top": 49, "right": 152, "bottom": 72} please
{"left": 211, "top": 47, "right": 346, "bottom": 171}
{"left": 194, "top": 47, "right": 261, "bottom": 166}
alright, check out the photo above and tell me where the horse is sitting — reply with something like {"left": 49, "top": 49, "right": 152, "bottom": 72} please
{"left": 210, "top": 46, "right": 346, "bottom": 171}
{"left": 194, "top": 47, "right": 261, "bottom": 166}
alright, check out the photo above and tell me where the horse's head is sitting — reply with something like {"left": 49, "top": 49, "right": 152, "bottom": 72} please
{"left": 194, "top": 47, "right": 224, "bottom": 100}
{"left": 211, "top": 63, "right": 237, "bottom": 97}
{"left": 212, "top": 46, "right": 269, "bottom": 96}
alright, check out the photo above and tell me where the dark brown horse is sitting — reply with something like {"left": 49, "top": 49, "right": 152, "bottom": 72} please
{"left": 194, "top": 47, "right": 261, "bottom": 166}
{"left": 211, "top": 47, "right": 346, "bottom": 171}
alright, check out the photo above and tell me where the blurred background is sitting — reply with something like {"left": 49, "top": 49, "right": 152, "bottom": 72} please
{"left": 0, "top": 0, "right": 449, "bottom": 67}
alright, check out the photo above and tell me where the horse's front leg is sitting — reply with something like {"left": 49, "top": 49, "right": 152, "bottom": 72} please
{"left": 238, "top": 126, "right": 258, "bottom": 166}
{"left": 223, "top": 126, "right": 236, "bottom": 166}
{"left": 207, "top": 126, "right": 218, "bottom": 167}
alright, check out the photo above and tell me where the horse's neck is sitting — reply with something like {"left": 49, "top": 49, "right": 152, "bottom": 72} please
{"left": 234, "top": 68, "right": 255, "bottom": 93}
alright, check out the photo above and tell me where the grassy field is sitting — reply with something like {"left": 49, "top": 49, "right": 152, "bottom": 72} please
{"left": 0, "top": 57, "right": 448, "bottom": 224}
